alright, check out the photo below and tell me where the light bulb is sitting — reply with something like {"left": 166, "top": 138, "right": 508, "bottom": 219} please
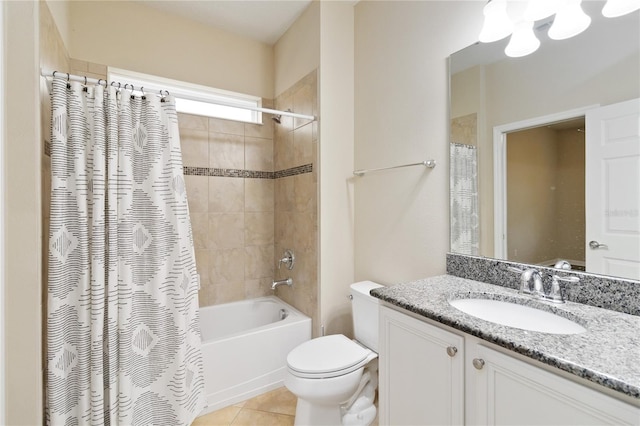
{"left": 505, "top": 21, "right": 541, "bottom": 57}
{"left": 548, "top": 0, "right": 591, "bottom": 40}
{"left": 602, "top": 0, "right": 640, "bottom": 17}
{"left": 479, "top": 0, "right": 514, "bottom": 43}
{"left": 523, "top": 0, "right": 559, "bottom": 21}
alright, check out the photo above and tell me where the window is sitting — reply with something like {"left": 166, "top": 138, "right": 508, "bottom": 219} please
{"left": 108, "top": 67, "right": 262, "bottom": 123}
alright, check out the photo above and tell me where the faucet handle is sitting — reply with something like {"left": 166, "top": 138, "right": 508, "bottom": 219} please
{"left": 278, "top": 249, "right": 295, "bottom": 270}
{"left": 548, "top": 275, "right": 580, "bottom": 303}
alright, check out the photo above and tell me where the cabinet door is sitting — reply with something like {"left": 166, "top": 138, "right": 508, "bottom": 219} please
{"left": 469, "top": 343, "right": 640, "bottom": 425}
{"left": 379, "top": 306, "right": 464, "bottom": 425}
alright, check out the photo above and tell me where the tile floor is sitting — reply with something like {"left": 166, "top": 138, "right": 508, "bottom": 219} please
{"left": 192, "top": 387, "right": 296, "bottom": 426}
{"left": 193, "top": 386, "right": 379, "bottom": 426}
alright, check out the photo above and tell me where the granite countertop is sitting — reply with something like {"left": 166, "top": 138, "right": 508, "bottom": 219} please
{"left": 371, "top": 275, "right": 640, "bottom": 401}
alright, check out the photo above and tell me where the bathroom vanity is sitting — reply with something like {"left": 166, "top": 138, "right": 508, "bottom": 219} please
{"left": 373, "top": 274, "right": 640, "bottom": 425}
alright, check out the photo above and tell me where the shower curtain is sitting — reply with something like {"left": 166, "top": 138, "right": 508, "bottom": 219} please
{"left": 450, "top": 142, "right": 479, "bottom": 255}
{"left": 46, "top": 78, "right": 205, "bottom": 425}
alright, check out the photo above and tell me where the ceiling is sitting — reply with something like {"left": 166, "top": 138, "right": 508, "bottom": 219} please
{"left": 137, "top": 0, "right": 313, "bottom": 45}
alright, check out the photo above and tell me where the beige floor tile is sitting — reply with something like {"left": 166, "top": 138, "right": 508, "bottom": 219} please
{"left": 242, "top": 387, "right": 297, "bottom": 416}
{"left": 192, "top": 405, "right": 241, "bottom": 426}
{"left": 231, "top": 408, "right": 294, "bottom": 426}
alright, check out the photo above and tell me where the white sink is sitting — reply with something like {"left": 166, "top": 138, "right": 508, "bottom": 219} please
{"left": 449, "top": 298, "right": 586, "bottom": 334}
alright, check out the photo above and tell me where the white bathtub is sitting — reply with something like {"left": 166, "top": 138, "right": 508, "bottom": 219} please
{"left": 199, "top": 296, "right": 311, "bottom": 414}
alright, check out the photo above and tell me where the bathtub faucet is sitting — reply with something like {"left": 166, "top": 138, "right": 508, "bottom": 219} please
{"left": 271, "top": 277, "right": 293, "bottom": 290}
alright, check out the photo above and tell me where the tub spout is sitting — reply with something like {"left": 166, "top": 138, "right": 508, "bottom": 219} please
{"left": 271, "top": 277, "right": 293, "bottom": 290}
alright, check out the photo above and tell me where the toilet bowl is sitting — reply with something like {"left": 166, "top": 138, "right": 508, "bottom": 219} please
{"left": 285, "top": 281, "right": 382, "bottom": 426}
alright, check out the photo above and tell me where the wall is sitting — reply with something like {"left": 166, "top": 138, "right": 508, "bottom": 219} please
{"left": 273, "top": 1, "right": 320, "bottom": 98}
{"left": 507, "top": 127, "right": 559, "bottom": 264}
{"left": 62, "top": 1, "right": 274, "bottom": 99}
{"left": 354, "top": 1, "right": 483, "bottom": 285}
{"left": 3, "top": 1, "right": 42, "bottom": 423}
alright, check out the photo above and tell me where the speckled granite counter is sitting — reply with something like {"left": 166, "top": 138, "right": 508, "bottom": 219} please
{"left": 371, "top": 275, "right": 640, "bottom": 401}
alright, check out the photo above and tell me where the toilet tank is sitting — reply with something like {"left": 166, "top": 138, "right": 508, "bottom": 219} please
{"left": 350, "top": 281, "right": 383, "bottom": 352}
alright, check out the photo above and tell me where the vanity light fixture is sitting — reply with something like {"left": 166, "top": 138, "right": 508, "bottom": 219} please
{"left": 480, "top": 0, "right": 638, "bottom": 58}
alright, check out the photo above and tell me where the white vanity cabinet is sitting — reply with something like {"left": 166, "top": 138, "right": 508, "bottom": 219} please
{"left": 379, "top": 304, "right": 640, "bottom": 426}
{"left": 378, "top": 305, "right": 465, "bottom": 425}
{"left": 466, "top": 340, "right": 640, "bottom": 425}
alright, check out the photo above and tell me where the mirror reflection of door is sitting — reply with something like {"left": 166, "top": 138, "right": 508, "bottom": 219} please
{"left": 586, "top": 98, "right": 640, "bottom": 280}
{"left": 506, "top": 118, "right": 586, "bottom": 270}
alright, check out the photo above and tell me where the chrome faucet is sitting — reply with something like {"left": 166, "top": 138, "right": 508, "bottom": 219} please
{"left": 271, "top": 277, "right": 293, "bottom": 290}
{"left": 508, "top": 266, "right": 580, "bottom": 303}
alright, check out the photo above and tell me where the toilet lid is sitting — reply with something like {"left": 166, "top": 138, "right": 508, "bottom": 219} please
{"left": 287, "top": 334, "right": 374, "bottom": 379}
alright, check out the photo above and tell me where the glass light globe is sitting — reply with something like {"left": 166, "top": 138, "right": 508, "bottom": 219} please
{"left": 548, "top": 0, "right": 591, "bottom": 40}
{"left": 602, "top": 0, "right": 640, "bottom": 17}
{"left": 479, "top": 0, "right": 514, "bottom": 43}
{"left": 505, "top": 21, "right": 541, "bottom": 57}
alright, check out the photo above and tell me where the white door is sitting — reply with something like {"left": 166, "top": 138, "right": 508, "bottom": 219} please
{"left": 586, "top": 98, "right": 640, "bottom": 280}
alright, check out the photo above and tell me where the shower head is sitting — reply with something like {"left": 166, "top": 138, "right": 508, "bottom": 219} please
{"left": 272, "top": 109, "right": 292, "bottom": 124}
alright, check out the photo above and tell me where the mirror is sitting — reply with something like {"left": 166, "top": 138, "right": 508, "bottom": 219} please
{"left": 449, "top": 0, "right": 640, "bottom": 280}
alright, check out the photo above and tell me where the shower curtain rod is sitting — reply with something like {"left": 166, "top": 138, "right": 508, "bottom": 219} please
{"left": 40, "top": 68, "right": 317, "bottom": 121}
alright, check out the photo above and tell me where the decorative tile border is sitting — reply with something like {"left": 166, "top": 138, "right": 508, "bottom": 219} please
{"left": 446, "top": 252, "right": 640, "bottom": 316}
{"left": 183, "top": 163, "right": 313, "bottom": 179}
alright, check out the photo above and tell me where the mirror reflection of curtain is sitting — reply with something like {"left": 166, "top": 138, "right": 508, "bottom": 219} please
{"left": 450, "top": 142, "right": 479, "bottom": 255}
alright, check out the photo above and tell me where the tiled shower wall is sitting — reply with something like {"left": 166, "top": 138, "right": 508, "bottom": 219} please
{"left": 180, "top": 112, "right": 277, "bottom": 306}
{"left": 272, "top": 71, "right": 319, "bottom": 336}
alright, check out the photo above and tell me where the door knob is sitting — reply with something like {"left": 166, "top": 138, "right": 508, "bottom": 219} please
{"left": 589, "top": 240, "right": 608, "bottom": 250}
{"left": 472, "top": 358, "right": 485, "bottom": 370}
{"left": 446, "top": 346, "right": 457, "bottom": 357}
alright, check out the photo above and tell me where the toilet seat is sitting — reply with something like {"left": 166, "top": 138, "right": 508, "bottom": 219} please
{"left": 287, "top": 334, "right": 376, "bottom": 379}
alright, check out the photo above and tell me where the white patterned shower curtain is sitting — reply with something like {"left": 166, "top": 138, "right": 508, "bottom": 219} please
{"left": 450, "top": 142, "right": 479, "bottom": 255}
{"left": 46, "top": 78, "right": 205, "bottom": 425}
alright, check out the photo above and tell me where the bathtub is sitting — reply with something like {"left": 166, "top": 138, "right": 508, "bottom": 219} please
{"left": 199, "top": 296, "right": 311, "bottom": 414}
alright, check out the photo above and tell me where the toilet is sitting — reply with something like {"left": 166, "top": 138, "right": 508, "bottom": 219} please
{"left": 284, "top": 281, "right": 383, "bottom": 426}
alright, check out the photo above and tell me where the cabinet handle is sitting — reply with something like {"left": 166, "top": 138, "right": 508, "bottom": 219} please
{"left": 446, "top": 346, "right": 458, "bottom": 357}
{"left": 472, "top": 358, "right": 485, "bottom": 370}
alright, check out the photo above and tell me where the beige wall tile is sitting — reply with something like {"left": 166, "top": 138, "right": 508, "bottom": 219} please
{"left": 245, "top": 136, "right": 273, "bottom": 172}
{"left": 244, "top": 278, "right": 272, "bottom": 299}
{"left": 209, "top": 213, "right": 245, "bottom": 249}
{"left": 245, "top": 245, "right": 274, "bottom": 280}
{"left": 245, "top": 179, "right": 274, "bottom": 212}
{"left": 180, "top": 128, "right": 209, "bottom": 167}
{"left": 293, "top": 82, "right": 315, "bottom": 130}
{"left": 245, "top": 118, "right": 274, "bottom": 140}
{"left": 274, "top": 131, "right": 294, "bottom": 171}
{"left": 209, "top": 176, "right": 244, "bottom": 212}
{"left": 245, "top": 212, "right": 275, "bottom": 246}
{"left": 294, "top": 173, "right": 316, "bottom": 213}
{"left": 293, "top": 212, "right": 317, "bottom": 252}
{"left": 213, "top": 282, "right": 245, "bottom": 305}
{"left": 274, "top": 211, "right": 295, "bottom": 248}
{"left": 209, "top": 248, "right": 245, "bottom": 284}
{"left": 293, "top": 122, "right": 314, "bottom": 166}
{"left": 209, "top": 117, "right": 244, "bottom": 135}
{"left": 209, "top": 132, "right": 244, "bottom": 169}
{"left": 178, "top": 113, "right": 208, "bottom": 131}
{"left": 190, "top": 212, "right": 209, "bottom": 249}
{"left": 184, "top": 175, "right": 208, "bottom": 213}
{"left": 195, "top": 248, "right": 210, "bottom": 285}
{"left": 275, "top": 177, "right": 294, "bottom": 213}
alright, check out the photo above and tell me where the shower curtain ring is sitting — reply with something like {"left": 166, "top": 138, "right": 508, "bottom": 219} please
{"left": 84, "top": 76, "right": 87, "bottom": 86}
{"left": 52, "top": 70, "right": 58, "bottom": 78}
{"left": 66, "top": 73, "right": 70, "bottom": 82}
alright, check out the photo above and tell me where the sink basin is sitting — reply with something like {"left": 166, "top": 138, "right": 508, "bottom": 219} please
{"left": 449, "top": 298, "right": 586, "bottom": 334}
